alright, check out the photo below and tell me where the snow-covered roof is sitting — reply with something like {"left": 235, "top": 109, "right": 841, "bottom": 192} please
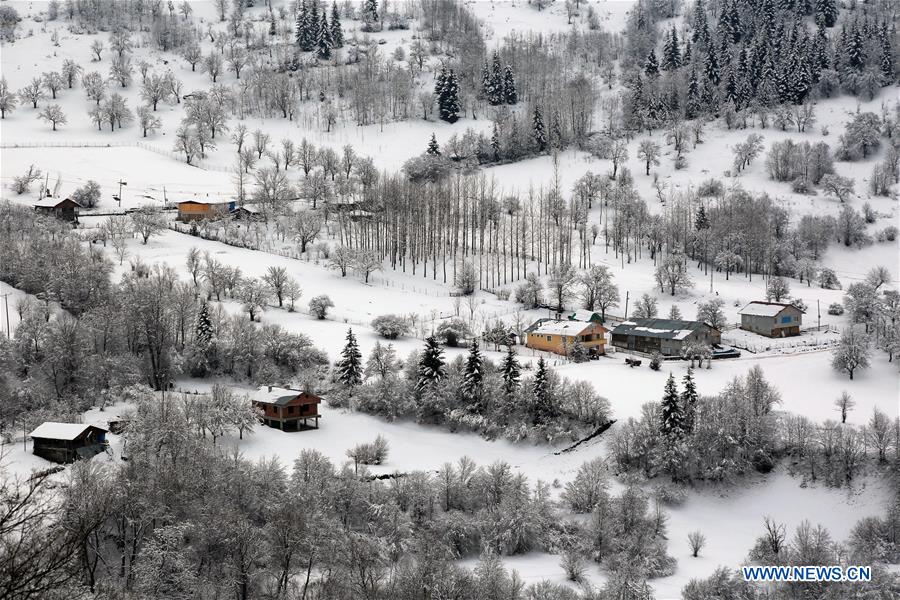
{"left": 250, "top": 385, "right": 319, "bottom": 406}
{"left": 530, "top": 320, "right": 600, "bottom": 337}
{"left": 178, "top": 198, "right": 233, "bottom": 206}
{"left": 34, "top": 197, "right": 81, "bottom": 208}
{"left": 612, "top": 319, "right": 715, "bottom": 340}
{"left": 233, "top": 204, "right": 260, "bottom": 213}
{"left": 740, "top": 301, "right": 801, "bottom": 317}
{"left": 29, "top": 422, "right": 106, "bottom": 440}
{"left": 568, "top": 309, "right": 601, "bottom": 322}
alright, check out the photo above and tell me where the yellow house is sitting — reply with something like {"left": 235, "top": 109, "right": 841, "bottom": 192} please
{"left": 525, "top": 320, "right": 608, "bottom": 357}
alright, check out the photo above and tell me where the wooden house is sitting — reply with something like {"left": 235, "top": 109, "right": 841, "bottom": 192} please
{"left": 525, "top": 320, "right": 608, "bottom": 357}
{"left": 29, "top": 422, "right": 108, "bottom": 463}
{"left": 611, "top": 319, "right": 721, "bottom": 356}
{"left": 252, "top": 386, "right": 322, "bottom": 431}
{"left": 740, "top": 302, "right": 803, "bottom": 337}
{"left": 34, "top": 198, "right": 83, "bottom": 223}
{"left": 177, "top": 198, "right": 236, "bottom": 222}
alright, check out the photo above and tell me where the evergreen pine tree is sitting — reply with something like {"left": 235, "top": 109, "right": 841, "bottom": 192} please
{"left": 734, "top": 46, "right": 752, "bottom": 108}
{"left": 503, "top": 65, "right": 518, "bottom": 104}
{"left": 531, "top": 357, "right": 555, "bottom": 425}
{"left": 461, "top": 340, "right": 484, "bottom": 409}
{"left": 811, "top": 23, "right": 829, "bottom": 79}
{"left": 694, "top": 204, "right": 709, "bottom": 231}
{"left": 490, "top": 121, "right": 501, "bottom": 160}
{"left": 721, "top": 0, "right": 741, "bottom": 44}
{"left": 662, "top": 27, "right": 682, "bottom": 71}
{"left": 723, "top": 62, "right": 738, "bottom": 105}
{"left": 659, "top": 373, "right": 684, "bottom": 438}
{"left": 438, "top": 69, "right": 460, "bottom": 123}
{"left": 846, "top": 25, "right": 865, "bottom": 71}
{"left": 532, "top": 106, "right": 547, "bottom": 152}
{"left": 704, "top": 47, "right": 720, "bottom": 86}
{"left": 489, "top": 52, "right": 504, "bottom": 105}
{"left": 296, "top": 0, "right": 310, "bottom": 49}
{"left": 435, "top": 66, "right": 448, "bottom": 98}
{"left": 501, "top": 346, "right": 520, "bottom": 397}
{"left": 188, "top": 301, "right": 214, "bottom": 376}
{"left": 416, "top": 336, "right": 446, "bottom": 392}
{"left": 363, "top": 0, "right": 378, "bottom": 26}
{"left": 644, "top": 48, "right": 660, "bottom": 77}
{"left": 337, "top": 328, "right": 363, "bottom": 388}
{"left": 316, "top": 12, "right": 333, "bottom": 60}
{"left": 686, "top": 67, "right": 702, "bottom": 118}
{"left": 550, "top": 110, "right": 563, "bottom": 149}
{"left": 692, "top": 0, "right": 710, "bottom": 48}
{"left": 195, "top": 301, "right": 213, "bottom": 349}
{"left": 330, "top": 2, "right": 344, "bottom": 48}
{"left": 680, "top": 367, "right": 698, "bottom": 433}
{"left": 814, "top": 0, "right": 837, "bottom": 28}
{"left": 626, "top": 74, "right": 646, "bottom": 131}
{"left": 880, "top": 23, "right": 895, "bottom": 83}
{"left": 307, "top": 0, "right": 320, "bottom": 52}
{"left": 426, "top": 133, "right": 440, "bottom": 155}
{"left": 683, "top": 39, "right": 692, "bottom": 64}
{"left": 481, "top": 61, "right": 492, "bottom": 100}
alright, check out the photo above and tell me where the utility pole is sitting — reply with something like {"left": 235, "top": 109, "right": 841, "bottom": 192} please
{"left": 817, "top": 299, "right": 821, "bottom": 332}
{"left": 624, "top": 291, "right": 630, "bottom": 320}
{"left": 116, "top": 179, "right": 127, "bottom": 208}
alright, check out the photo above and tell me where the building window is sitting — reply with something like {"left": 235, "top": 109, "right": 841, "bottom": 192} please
{"left": 288, "top": 406, "right": 295, "bottom": 414}
{"left": 547, "top": 335, "right": 552, "bottom": 341}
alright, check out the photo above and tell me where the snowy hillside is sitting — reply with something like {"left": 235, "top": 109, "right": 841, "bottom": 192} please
{"left": 1, "top": 0, "right": 899, "bottom": 599}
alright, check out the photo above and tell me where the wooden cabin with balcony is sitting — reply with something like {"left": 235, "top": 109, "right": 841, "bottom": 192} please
{"left": 525, "top": 320, "right": 609, "bottom": 357}
{"left": 251, "top": 386, "right": 322, "bottom": 431}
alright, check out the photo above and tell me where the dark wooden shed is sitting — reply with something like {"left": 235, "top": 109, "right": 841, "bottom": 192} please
{"left": 29, "top": 422, "right": 109, "bottom": 463}
{"left": 34, "top": 198, "right": 83, "bottom": 223}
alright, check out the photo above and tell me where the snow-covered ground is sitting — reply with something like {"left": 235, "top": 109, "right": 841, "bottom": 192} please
{"left": 2, "top": 0, "right": 899, "bottom": 595}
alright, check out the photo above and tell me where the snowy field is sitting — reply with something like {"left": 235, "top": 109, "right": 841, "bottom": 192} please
{"left": 2, "top": 0, "right": 899, "bottom": 596}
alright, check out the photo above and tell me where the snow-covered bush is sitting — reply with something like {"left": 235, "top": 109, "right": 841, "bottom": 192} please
{"left": 828, "top": 303, "right": 844, "bottom": 316}
{"left": 697, "top": 178, "right": 724, "bottom": 197}
{"left": 0, "top": 6, "right": 19, "bottom": 42}
{"left": 654, "top": 484, "right": 686, "bottom": 506}
{"left": 791, "top": 176, "right": 814, "bottom": 195}
{"left": 837, "top": 112, "right": 881, "bottom": 161}
{"left": 347, "top": 434, "right": 390, "bottom": 468}
{"left": 455, "top": 260, "right": 477, "bottom": 295}
{"left": 862, "top": 202, "right": 877, "bottom": 224}
{"left": 371, "top": 314, "right": 410, "bottom": 339}
{"left": 877, "top": 226, "right": 898, "bottom": 242}
{"left": 561, "top": 458, "right": 608, "bottom": 513}
{"left": 436, "top": 318, "right": 471, "bottom": 347}
{"left": 818, "top": 268, "right": 841, "bottom": 290}
{"left": 649, "top": 353, "right": 662, "bottom": 371}
{"left": 11, "top": 165, "right": 41, "bottom": 195}
{"left": 569, "top": 342, "right": 589, "bottom": 363}
{"left": 308, "top": 295, "right": 334, "bottom": 319}
{"left": 515, "top": 272, "right": 543, "bottom": 308}
{"left": 790, "top": 298, "right": 807, "bottom": 312}
{"left": 71, "top": 180, "right": 102, "bottom": 208}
